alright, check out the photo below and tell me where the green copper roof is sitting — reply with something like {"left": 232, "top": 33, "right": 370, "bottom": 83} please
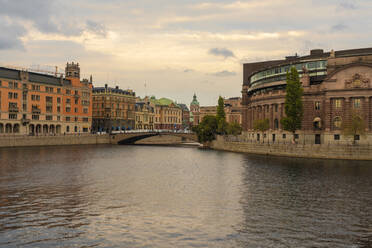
{"left": 150, "top": 97, "right": 181, "bottom": 108}
{"left": 190, "top": 93, "right": 199, "bottom": 106}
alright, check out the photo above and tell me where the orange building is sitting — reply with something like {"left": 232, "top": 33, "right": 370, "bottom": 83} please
{"left": 0, "top": 62, "right": 93, "bottom": 135}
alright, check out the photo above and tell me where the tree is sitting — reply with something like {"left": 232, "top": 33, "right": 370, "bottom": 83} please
{"left": 226, "top": 122, "right": 242, "bottom": 136}
{"left": 216, "top": 96, "right": 227, "bottom": 134}
{"left": 193, "top": 115, "right": 218, "bottom": 143}
{"left": 280, "top": 67, "right": 304, "bottom": 142}
{"left": 342, "top": 112, "right": 366, "bottom": 144}
{"left": 253, "top": 119, "right": 269, "bottom": 142}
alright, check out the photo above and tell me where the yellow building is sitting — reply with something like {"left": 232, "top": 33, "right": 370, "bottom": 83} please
{"left": 135, "top": 98, "right": 155, "bottom": 130}
{"left": 149, "top": 96, "right": 182, "bottom": 130}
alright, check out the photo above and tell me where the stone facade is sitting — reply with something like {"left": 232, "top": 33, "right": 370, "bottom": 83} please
{"left": 92, "top": 85, "right": 135, "bottom": 132}
{"left": 135, "top": 97, "right": 155, "bottom": 130}
{"left": 242, "top": 48, "right": 372, "bottom": 145}
{"left": 0, "top": 62, "right": 93, "bottom": 135}
{"left": 150, "top": 97, "right": 182, "bottom": 130}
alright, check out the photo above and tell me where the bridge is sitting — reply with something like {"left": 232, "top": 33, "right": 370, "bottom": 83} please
{"left": 110, "top": 132, "right": 198, "bottom": 145}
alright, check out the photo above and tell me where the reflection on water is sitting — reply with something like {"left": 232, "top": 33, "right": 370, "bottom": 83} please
{"left": 0, "top": 145, "right": 371, "bottom": 247}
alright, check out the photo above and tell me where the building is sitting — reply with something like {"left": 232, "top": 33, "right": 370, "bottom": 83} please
{"left": 135, "top": 97, "right": 155, "bottom": 130}
{"left": 190, "top": 93, "right": 200, "bottom": 126}
{"left": 178, "top": 103, "right": 190, "bottom": 129}
{"left": 92, "top": 84, "right": 135, "bottom": 132}
{"left": 150, "top": 96, "right": 182, "bottom": 130}
{"left": 224, "top": 97, "right": 242, "bottom": 124}
{"left": 189, "top": 94, "right": 242, "bottom": 125}
{"left": 242, "top": 47, "right": 372, "bottom": 144}
{"left": 0, "top": 62, "right": 92, "bottom": 135}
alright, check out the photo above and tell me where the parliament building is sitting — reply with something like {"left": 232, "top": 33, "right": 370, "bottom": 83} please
{"left": 242, "top": 48, "right": 372, "bottom": 144}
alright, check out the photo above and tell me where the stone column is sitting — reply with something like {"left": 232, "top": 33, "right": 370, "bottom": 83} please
{"left": 364, "top": 97, "right": 370, "bottom": 131}
{"left": 324, "top": 99, "right": 331, "bottom": 131}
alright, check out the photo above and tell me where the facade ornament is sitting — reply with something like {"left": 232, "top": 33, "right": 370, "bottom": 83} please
{"left": 330, "top": 49, "right": 335, "bottom": 58}
{"left": 345, "top": 73, "right": 370, "bottom": 88}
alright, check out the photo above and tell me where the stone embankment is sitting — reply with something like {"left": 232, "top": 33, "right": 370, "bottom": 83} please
{"left": 0, "top": 134, "right": 111, "bottom": 148}
{"left": 211, "top": 135, "right": 372, "bottom": 161}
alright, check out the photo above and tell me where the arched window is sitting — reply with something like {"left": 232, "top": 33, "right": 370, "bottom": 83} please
{"left": 333, "top": 116, "right": 342, "bottom": 129}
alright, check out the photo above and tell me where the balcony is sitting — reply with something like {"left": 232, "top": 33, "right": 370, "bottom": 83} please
{"left": 32, "top": 107, "right": 41, "bottom": 114}
{"left": 9, "top": 106, "right": 19, "bottom": 112}
{"left": 22, "top": 118, "right": 30, "bottom": 125}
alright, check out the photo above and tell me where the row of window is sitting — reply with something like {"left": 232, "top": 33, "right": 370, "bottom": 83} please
{"left": 6, "top": 114, "right": 89, "bottom": 122}
{"left": 250, "top": 60, "right": 328, "bottom": 84}
{"left": 0, "top": 80, "right": 90, "bottom": 96}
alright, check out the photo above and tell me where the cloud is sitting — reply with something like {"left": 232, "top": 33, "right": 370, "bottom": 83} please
{"left": 339, "top": 1, "right": 357, "bottom": 9}
{"left": 0, "top": 19, "right": 26, "bottom": 50}
{"left": 208, "top": 48, "right": 235, "bottom": 58}
{"left": 331, "top": 23, "right": 348, "bottom": 32}
{"left": 184, "top": 69, "right": 194, "bottom": 73}
{"left": 86, "top": 20, "right": 107, "bottom": 37}
{"left": 210, "top": 70, "right": 237, "bottom": 77}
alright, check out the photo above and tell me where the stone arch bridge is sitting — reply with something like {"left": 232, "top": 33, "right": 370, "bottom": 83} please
{"left": 110, "top": 132, "right": 198, "bottom": 145}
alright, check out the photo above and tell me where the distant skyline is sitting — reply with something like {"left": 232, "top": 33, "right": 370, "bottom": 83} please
{"left": 1, "top": 0, "right": 371, "bottom": 105}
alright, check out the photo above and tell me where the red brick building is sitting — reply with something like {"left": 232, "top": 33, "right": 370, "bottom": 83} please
{"left": 242, "top": 48, "right": 372, "bottom": 144}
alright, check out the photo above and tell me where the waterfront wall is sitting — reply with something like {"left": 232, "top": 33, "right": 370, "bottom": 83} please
{"left": 211, "top": 135, "right": 372, "bottom": 160}
{"left": 0, "top": 134, "right": 110, "bottom": 148}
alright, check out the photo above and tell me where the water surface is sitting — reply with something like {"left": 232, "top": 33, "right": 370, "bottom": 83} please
{"left": 0, "top": 145, "right": 371, "bottom": 247}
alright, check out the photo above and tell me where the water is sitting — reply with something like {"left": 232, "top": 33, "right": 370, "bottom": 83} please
{"left": 0, "top": 145, "right": 371, "bottom": 248}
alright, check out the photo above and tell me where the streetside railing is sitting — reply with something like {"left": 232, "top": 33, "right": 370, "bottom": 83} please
{"left": 223, "top": 135, "right": 372, "bottom": 147}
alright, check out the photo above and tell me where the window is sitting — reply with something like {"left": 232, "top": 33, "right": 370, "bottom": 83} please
{"left": 23, "top": 104, "right": 27, "bottom": 111}
{"left": 315, "top": 101, "right": 321, "bottom": 110}
{"left": 353, "top": 98, "right": 361, "bottom": 108}
{"left": 75, "top": 98, "right": 79, "bottom": 104}
{"left": 83, "top": 127, "right": 88, "bottom": 133}
{"left": 66, "top": 89, "right": 71, "bottom": 95}
{"left": 83, "top": 117, "right": 89, "bottom": 122}
{"left": 334, "top": 99, "right": 342, "bottom": 109}
{"left": 46, "top": 115, "right": 53, "bottom": 120}
{"left": 46, "top": 96, "right": 53, "bottom": 103}
{"left": 354, "top": 135, "right": 360, "bottom": 141}
{"left": 32, "top": 115, "right": 39, "bottom": 120}
{"left": 294, "top": 134, "right": 299, "bottom": 139}
{"left": 9, "top": 113, "right": 17, "bottom": 119}
{"left": 46, "top": 106, "right": 53, "bottom": 112}
{"left": 334, "top": 116, "right": 342, "bottom": 129}
{"left": 66, "top": 126, "right": 70, "bottom": 132}
{"left": 66, "top": 98, "right": 71, "bottom": 104}
{"left": 66, "top": 116, "right": 70, "bottom": 121}
{"left": 83, "top": 108, "right": 88, "bottom": 114}
{"left": 57, "top": 88, "right": 61, "bottom": 93}
{"left": 32, "top": 85, "right": 40, "bottom": 91}
{"left": 57, "top": 116, "right": 60, "bottom": 121}
{"left": 31, "top": 95, "right": 40, "bottom": 101}
{"left": 57, "top": 106, "right": 61, "bottom": 113}
{"left": 57, "top": 97, "right": 61, "bottom": 103}
{"left": 75, "top": 117, "right": 78, "bottom": 122}
{"left": 74, "top": 126, "right": 78, "bottom": 132}
{"left": 334, "top": 134, "right": 340, "bottom": 140}
{"left": 23, "top": 93, "right": 27, "bottom": 101}
{"left": 275, "top": 104, "right": 278, "bottom": 112}
{"left": 74, "top": 108, "right": 78, "bottom": 113}
{"left": 66, "top": 107, "right": 71, "bottom": 112}
{"left": 8, "top": 92, "right": 18, "bottom": 99}
{"left": 45, "top": 87, "right": 53, "bottom": 93}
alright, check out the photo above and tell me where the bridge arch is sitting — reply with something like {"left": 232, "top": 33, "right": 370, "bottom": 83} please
{"left": 113, "top": 132, "right": 197, "bottom": 145}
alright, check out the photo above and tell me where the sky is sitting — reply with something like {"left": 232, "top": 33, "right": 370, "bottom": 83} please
{"left": 0, "top": 0, "right": 371, "bottom": 106}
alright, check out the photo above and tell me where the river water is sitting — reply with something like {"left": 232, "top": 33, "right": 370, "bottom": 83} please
{"left": 0, "top": 145, "right": 371, "bottom": 248}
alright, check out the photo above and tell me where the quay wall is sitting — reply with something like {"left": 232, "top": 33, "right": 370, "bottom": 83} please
{"left": 0, "top": 134, "right": 111, "bottom": 148}
{"left": 211, "top": 136, "right": 372, "bottom": 160}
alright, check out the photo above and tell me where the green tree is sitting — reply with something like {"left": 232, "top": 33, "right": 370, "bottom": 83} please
{"left": 342, "top": 113, "right": 366, "bottom": 144}
{"left": 226, "top": 122, "right": 242, "bottom": 136}
{"left": 216, "top": 96, "right": 226, "bottom": 120}
{"left": 280, "top": 67, "right": 304, "bottom": 142}
{"left": 216, "top": 96, "right": 227, "bottom": 134}
{"left": 193, "top": 115, "right": 218, "bottom": 143}
{"left": 253, "top": 119, "right": 269, "bottom": 142}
